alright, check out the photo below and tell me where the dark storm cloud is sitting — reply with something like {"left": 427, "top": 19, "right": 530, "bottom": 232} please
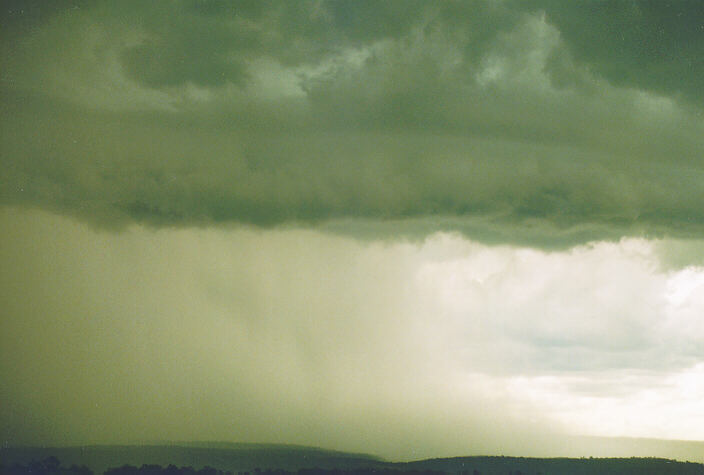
{"left": 527, "top": 0, "right": 704, "bottom": 106}
{"left": 1, "top": 0, "right": 703, "bottom": 247}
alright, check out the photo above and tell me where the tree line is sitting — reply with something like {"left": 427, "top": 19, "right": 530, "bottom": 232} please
{"left": 0, "top": 459, "right": 454, "bottom": 475}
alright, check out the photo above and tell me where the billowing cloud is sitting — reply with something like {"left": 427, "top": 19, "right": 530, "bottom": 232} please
{"left": 2, "top": 1, "right": 704, "bottom": 247}
{"left": 531, "top": 0, "right": 704, "bottom": 106}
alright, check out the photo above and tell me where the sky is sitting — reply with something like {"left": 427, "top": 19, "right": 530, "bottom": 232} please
{"left": 2, "top": 0, "right": 704, "bottom": 462}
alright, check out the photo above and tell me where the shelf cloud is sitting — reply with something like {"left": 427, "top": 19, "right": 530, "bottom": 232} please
{"left": 2, "top": 1, "right": 704, "bottom": 248}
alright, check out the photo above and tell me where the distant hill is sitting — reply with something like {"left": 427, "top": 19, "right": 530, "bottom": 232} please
{"left": 549, "top": 435, "right": 704, "bottom": 464}
{"left": 402, "top": 455, "right": 704, "bottom": 475}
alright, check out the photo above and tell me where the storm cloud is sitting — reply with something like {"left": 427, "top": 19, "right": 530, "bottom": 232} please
{"left": 2, "top": 1, "right": 704, "bottom": 247}
{"left": 3, "top": 0, "right": 704, "bottom": 462}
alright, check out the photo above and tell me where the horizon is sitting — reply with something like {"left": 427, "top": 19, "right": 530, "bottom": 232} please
{"left": 2, "top": 0, "right": 704, "bottom": 464}
{"left": 3, "top": 438, "right": 704, "bottom": 463}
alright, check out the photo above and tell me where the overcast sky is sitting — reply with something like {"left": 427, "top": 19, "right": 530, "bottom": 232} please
{"left": 2, "top": 0, "right": 704, "bottom": 462}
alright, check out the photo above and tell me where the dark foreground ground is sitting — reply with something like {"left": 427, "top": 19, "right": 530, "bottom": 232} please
{"left": 1, "top": 444, "right": 703, "bottom": 475}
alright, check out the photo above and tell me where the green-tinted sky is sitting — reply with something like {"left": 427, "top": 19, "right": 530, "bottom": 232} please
{"left": 2, "top": 0, "right": 704, "bottom": 462}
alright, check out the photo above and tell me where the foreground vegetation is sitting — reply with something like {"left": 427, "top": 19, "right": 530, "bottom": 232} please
{"left": 2, "top": 446, "right": 703, "bottom": 475}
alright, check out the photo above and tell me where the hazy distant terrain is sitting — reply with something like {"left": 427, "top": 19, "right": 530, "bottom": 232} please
{"left": 2, "top": 444, "right": 703, "bottom": 475}
{"left": 545, "top": 435, "right": 704, "bottom": 464}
